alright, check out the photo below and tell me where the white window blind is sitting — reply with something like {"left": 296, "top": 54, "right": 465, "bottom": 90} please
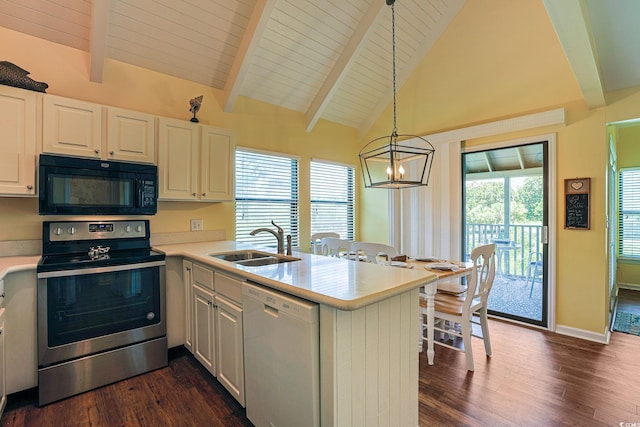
{"left": 235, "top": 149, "right": 299, "bottom": 248}
{"left": 619, "top": 168, "right": 640, "bottom": 258}
{"left": 310, "top": 161, "right": 354, "bottom": 240}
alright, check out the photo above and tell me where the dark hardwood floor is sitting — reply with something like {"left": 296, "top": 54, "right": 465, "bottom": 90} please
{"left": 2, "top": 318, "right": 640, "bottom": 426}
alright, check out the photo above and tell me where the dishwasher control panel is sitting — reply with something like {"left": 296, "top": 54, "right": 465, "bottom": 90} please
{"left": 243, "top": 282, "right": 318, "bottom": 323}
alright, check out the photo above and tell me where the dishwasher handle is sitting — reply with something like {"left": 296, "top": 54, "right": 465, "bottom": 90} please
{"left": 263, "top": 304, "right": 279, "bottom": 318}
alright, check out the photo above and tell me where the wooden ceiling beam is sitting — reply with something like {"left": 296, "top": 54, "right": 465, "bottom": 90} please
{"left": 304, "top": 1, "right": 385, "bottom": 132}
{"left": 543, "top": 0, "right": 606, "bottom": 108}
{"left": 223, "top": 0, "right": 276, "bottom": 113}
{"left": 89, "top": 0, "right": 110, "bottom": 83}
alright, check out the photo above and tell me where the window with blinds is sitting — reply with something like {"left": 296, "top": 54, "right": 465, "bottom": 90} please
{"left": 235, "top": 149, "right": 299, "bottom": 248}
{"left": 619, "top": 168, "right": 640, "bottom": 258}
{"left": 310, "top": 161, "right": 354, "bottom": 240}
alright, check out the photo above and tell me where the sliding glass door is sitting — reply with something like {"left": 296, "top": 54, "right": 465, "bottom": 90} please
{"left": 462, "top": 141, "right": 548, "bottom": 327}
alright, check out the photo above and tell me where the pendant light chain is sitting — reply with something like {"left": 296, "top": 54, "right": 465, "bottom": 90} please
{"left": 391, "top": 1, "right": 397, "bottom": 137}
{"left": 358, "top": 0, "right": 435, "bottom": 189}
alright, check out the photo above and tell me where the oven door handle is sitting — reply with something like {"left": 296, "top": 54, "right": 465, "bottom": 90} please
{"left": 37, "top": 260, "right": 165, "bottom": 279}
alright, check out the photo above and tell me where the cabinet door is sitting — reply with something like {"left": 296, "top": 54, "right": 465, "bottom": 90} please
{"left": 183, "top": 260, "right": 193, "bottom": 353}
{"left": 0, "top": 86, "right": 37, "bottom": 196}
{"left": 106, "top": 107, "right": 155, "bottom": 163}
{"left": 4, "top": 270, "right": 36, "bottom": 394}
{"left": 42, "top": 95, "right": 102, "bottom": 158}
{"left": 157, "top": 117, "right": 199, "bottom": 200}
{"left": 215, "top": 295, "right": 244, "bottom": 406}
{"left": 192, "top": 285, "right": 216, "bottom": 375}
{"left": 0, "top": 308, "right": 5, "bottom": 417}
{"left": 200, "top": 125, "right": 234, "bottom": 201}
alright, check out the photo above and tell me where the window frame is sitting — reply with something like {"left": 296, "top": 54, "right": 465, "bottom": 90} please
{"left": 235, "top": 147, "right": 300, "bottom": 248}
{"left": 618, "top": 167, "right": 640, "bottom": 260}
{"left": 310, "top": 159, "right": 355, "bottom": 241}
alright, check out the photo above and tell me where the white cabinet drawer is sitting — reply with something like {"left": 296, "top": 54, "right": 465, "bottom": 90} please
{"left": 215, "top": 273, "right": 243, "bottom": 304}
{"left": 192, "top": 264, "right": 214, "bottom": 291}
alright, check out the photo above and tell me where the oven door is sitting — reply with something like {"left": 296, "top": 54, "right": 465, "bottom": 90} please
{"left": 37, "top": 261, "right": 165, "bottom": 367}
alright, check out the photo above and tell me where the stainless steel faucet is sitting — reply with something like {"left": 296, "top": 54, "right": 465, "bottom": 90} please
{"left": 249, "top": 220, "right": 291, "bottom": 255}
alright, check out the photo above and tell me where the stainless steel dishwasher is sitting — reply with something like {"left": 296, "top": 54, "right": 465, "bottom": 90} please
{"left": 242, "top": 282, "right": 320, "bottom": 427}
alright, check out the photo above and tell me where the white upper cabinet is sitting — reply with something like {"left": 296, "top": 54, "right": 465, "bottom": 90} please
{"left": 158, "top": 117, "right": 235, "bottom": 202}
{"left": 106, "top": 107, "right": 156, "bottom": 163}
{"left": 200, "top": 125, "right": 234, "bottom": 202}
{"left": 42, "top": 95, "right": 102, "bottom": 159}
{"left": 157, "top": 117, "right": 199, "bottom": 200}
{"left": 0, "top": 85, "right": 37, "bottom": 196}
{"left": 43, "top": 95, "right": 156, "bottom": 164}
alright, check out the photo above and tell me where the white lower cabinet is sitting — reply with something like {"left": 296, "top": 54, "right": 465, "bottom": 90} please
{"left": 215, "top": 294, "right": 244, "bottom": 405}
{"left": 184, "top": 261, "right": 245, "bottom": 406}
{"left": 0, "top": 305, "right": 6, "bottom": 417}
{"left": 183, "top": 260, "right": 193, "bottom": 352}
{"left": 192, "top": 284, "right": 216, "bottom": 373}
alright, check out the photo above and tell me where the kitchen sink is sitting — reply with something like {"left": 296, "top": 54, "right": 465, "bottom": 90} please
{"left": 235, "top": 256, "right": 299, "bottom": 266}
{"left": 210, "top": 250, "right": 300, "bottom": 266}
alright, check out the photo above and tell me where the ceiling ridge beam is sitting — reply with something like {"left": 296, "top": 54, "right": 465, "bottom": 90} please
{"left": 89, "top": 0, "right": 110, "bottom": 83}
{"left": 304, "top": 1, "right": 386, "bottom": 132}
{"left": 223, "top": 0, "right": 276, "bottom": 113}
{"left": 543, "top": 0, "right": 606, "bottom": 108}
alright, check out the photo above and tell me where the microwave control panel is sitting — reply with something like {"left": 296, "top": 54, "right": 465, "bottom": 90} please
{"left": 140, "top": 179, "right": 157, "bottom": 208}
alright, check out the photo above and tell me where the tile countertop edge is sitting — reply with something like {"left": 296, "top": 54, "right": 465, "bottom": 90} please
{"left": 0, "top": 256, "right": 40, "bottom": 281}
{"left": 155, "top": 241, "right": 438, "bottom": 311}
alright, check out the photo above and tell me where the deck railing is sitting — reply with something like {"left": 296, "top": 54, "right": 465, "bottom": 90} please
{"left": 466, "top": 223, "right": 543, "bottom": 277}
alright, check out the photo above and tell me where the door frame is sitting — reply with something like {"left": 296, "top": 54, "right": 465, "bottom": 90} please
{"left": 460, "top": 134, "right": 556, "bottom": 330}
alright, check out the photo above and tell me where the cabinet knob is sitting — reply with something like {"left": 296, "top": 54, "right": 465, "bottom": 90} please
{"left": 94, "top": 149, "right": 100, "bottom": 154}
{"left": 109, "top": 151, "right": 114, "bottom": 155}
{"left": 26, "top": 185, "right": 33, "bottom": 190}
{"left": 202, "top": 193, "right": 206, "bottom": 197}
{"left": 192, "top": 193, "right": 197, "bottom": 197}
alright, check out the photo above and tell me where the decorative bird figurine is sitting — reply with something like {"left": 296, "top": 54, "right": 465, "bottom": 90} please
{"left": 0, "top": 61, "right": 48, "bottom": 92}
{"left": 189, "top": 95, "right": 203, "bottom": 122}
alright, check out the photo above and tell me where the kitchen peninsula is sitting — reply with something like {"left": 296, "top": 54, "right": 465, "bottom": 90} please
{"left": 156, "top": 240, "right": 438, "bottom": 427}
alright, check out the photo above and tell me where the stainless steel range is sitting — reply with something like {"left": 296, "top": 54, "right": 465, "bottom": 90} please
{"left": 36, "top": 220, "right": 167, "bottom": 406}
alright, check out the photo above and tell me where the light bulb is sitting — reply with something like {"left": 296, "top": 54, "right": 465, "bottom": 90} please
{"left": 386, "top": 165, "right": 392, "bottom": 180}
{"left": 398, "top": 164, "right": 405, "bottom": 179}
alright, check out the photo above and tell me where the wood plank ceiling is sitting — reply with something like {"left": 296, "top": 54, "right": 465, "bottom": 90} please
{"left": 1, "top": 0, "right": 640, "bottom": 138}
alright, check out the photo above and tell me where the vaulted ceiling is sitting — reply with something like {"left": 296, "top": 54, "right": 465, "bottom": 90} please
{"left": 1, "top": 0, "right": 639, "bottom": 137}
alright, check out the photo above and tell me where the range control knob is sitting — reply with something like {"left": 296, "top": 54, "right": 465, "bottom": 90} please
{"left": 54, "top": 227, "right": 63, "bottom": 236}
{"left": 124, "top": 225, "right": 132, "bottom": 233}
{"left": 68, "top": 227, "right": 76, "bottom": 235}
{"left": 136, "top": 225, "right": 143, "bottom": 233}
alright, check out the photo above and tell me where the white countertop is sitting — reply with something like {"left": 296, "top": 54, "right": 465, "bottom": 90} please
{"left": 154, "top": 241, "right": 437, "bottom": 310}
{"left": 0, "top": 256, "right": 40, "bottom": 281}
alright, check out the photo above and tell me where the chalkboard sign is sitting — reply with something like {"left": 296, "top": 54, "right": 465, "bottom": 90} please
{"left": 565, "top": 178, "right": 590, "bottom": 230}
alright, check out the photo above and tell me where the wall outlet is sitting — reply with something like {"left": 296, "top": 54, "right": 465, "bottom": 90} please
{"left": 190, "top": 219, "right": 203, "bottom": 231}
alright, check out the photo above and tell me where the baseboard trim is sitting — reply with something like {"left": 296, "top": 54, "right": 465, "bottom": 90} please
{"left": 617, "top": 282, "right": 640, "bottom": 291}
{"left": 555, "top": 324, "right": 609, "bottom": 344}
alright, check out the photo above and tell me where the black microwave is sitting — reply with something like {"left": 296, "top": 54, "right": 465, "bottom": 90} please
{"left": 39, "top": 154, "right": 158, "bottom": 215}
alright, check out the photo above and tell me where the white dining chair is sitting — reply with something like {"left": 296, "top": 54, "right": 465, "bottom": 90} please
{"left": 421, "top": 243, "right": 496, "bottom": 371}
{"left": 320, "top": 237, "right": 351, "bottom": 257}
{"left": 349, "top": 242, "right": 398, "bottom": 263}
{"left": 311, "top": 232, "right": 340, "bottom": 254}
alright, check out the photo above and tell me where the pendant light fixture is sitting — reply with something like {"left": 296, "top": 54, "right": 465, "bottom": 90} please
{"left": 359, "top": 0, "right": 435, "bottom": 189}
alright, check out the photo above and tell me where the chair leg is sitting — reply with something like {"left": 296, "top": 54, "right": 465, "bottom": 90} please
{"left": 478, "top": 308, "right": 492, "bottom": 356}
{"left": 461, "top": 320, "right": 474, "bottom": 371}
{"left": 529, "top": 263, "right": 540, "bottom": 298}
